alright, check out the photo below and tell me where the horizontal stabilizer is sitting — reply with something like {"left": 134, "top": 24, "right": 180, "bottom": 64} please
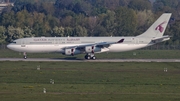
{"left": 151, "top": 35, "right": 171, "bottom": 43}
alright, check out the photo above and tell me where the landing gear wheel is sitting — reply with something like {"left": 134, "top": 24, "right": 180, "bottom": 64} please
{"left": 84, "top": 55, "right": 88, "bottom": 59}
{"left": 87, "top": 56, "right": 91, "bottom": 60}
{"left": 84, "top": 55, "right": 91, "bottom": 60}
{"left": 91, "top": 56, "right": 96, "bottom": 60}
{"left": 23, "top": 52, "right": 27, "bottom": 59}
{"left": 84, "top": 53, "right": 96, "bottom": 60}
{"left": 24, "top": 56, "right": 27, "bottom": 59}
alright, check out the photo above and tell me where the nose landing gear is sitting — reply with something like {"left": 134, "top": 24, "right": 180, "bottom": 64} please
{"left": 23, "top": 52, "right": 27, "bottom": 59}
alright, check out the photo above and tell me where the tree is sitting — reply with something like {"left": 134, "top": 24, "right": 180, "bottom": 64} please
{"left": 51, "top": 26, "right": 65, "bottom": 37}
{"left": 93, "top": 25, "right": 107, "bottom": 36}
{"left": 176, "top": 2, "right": 180, "bottom": 19}
{"left": 54, "top": 0, "right": 74, "bottom": 9}
{"left": 101, "top": 10, "right": 116, "bottom": 36}
{"left": 104, "top": 0, "right": 120, "bottom": 10}
{"left": 128, "top": 0, "right": 152, "bottom": 11}
{"left": 32, "top": 12, "right": 51, "bottom": 36}
{"left": 119, "top": 0, "right": 131, "bottom": 6}
{"left": 114, "top": 7, "right": 137, "bottom": 36}
{"left": 64, "top": 27, "right": 74, "bottom": 36}
{"left": 169, "top": 20, "right": 180, "bottom": 45}
{"left": 61, "top": 16, "right": 73, "bottom": 27}
{"left": 136, "top": 10, "right": 154, "bottom": 33}
{"left": 42, "top": 2, "right": 55, "bottom": 15}
{"left": 55, "top": 0, "right": 92, "bottom": 15}
{"left": 6, "top": 26, "right": 24, "bottom": 42}
{"left": 15, "top": 10, "right": 29, "bottom": 28}
{"left": 154, "top": 0, "right": 179, "bottom": 8}
{"left": 23, "top": 26, "right": 34, "bottom": 37}
{"left": 86, "top": 16, "right": 98, "bottom": 36}
{"left": 46, "top": 15, "right": 60, "bottom": 29}
{"left": 153, "top": 0, "right": 179, "bottom": 13}
{"left": 0, "top": 11, "right": 16, "bottom": 27}
{"left": 74, "top": 25, "right": 87, "bottom": 36}
{"left": 13, "top": 0, "right": 37, "bottom": 12}
{"left": 73, "top": 14, "right": 86, "bottom": 27}
{"left": 0, "top": 26, "right": 7, "bottom": 44}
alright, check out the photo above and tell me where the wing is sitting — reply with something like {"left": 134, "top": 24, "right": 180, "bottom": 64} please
{"left": 65, "top": 39, "right": 124, "bottom": 49}
{"left": 63, "top": 39, "right": 124, "bottom": 55}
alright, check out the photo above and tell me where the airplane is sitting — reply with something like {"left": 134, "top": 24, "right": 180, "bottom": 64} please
{"left": 7, "top": 13, "right": 172, "bottom": 60}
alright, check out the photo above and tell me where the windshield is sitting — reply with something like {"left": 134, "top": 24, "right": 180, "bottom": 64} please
{"left": 12, "top": 41, "right": 16, "bottom": 44}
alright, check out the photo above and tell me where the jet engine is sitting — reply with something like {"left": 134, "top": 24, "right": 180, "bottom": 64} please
{"left": 64, "top": 48, "right": 81, "bottom": 56}
{"left": 85, "top": 46, "right": 101, "bottom": 53}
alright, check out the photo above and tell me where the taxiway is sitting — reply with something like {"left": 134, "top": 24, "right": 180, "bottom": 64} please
{"left": 0, "top": 58, "right": 180, "bottom": 62}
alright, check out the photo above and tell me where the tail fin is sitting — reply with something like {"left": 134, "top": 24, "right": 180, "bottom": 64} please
{"left": 137, "top": 13, "right": 172, "bottom": 38}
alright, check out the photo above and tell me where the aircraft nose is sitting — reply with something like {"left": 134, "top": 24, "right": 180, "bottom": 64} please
{"left": 7, "top": 44, "right": 12, "bottom": 50}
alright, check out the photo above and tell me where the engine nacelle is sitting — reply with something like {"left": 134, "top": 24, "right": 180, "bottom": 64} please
{"left": 85, "top": 46, "right": 101, "bottom": 53}
{"left": 64, "top": 48, "right": 81, "bottom": 56}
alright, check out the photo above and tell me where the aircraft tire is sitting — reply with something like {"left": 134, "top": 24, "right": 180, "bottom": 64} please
{"left": 92, "top": 56, "right": 96, "bottom": 60}
{"left": 87, "top": 56, "right": 91, "bottom": 60}
{"left": 84, "top": 55, "right": 90, "bottom": 60}
{"left": 24, "top": 56, "right": 27, "bottom": 59}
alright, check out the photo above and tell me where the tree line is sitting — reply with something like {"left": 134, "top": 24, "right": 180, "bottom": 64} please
{"left": 0, "top": 0, "right": 180, "bottom": 45}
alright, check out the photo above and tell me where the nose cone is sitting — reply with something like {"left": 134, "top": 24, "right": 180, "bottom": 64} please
{"left": 7, "top": 44, "right": 13, "bottom": 50}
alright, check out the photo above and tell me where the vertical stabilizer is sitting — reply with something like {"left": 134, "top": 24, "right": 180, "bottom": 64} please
{"left": 137, "top": 13, "right": 172, "bottom": 38}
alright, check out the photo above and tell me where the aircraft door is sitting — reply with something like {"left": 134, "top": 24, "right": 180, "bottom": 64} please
{"left": 132, "top": 38, "right": 139, "bottom": 44}
{"left": 136, "top": 38, "right": 139, "bottom": 44}
{"left": 54, "top": 39, "right": 59, "bottom": 46}
{"left": 21, "top": 40, "right": 26, "bottom": 47}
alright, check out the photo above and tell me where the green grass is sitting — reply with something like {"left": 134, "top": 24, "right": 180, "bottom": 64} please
{"left": 1, "top": 49, "right": 180, "bottom": 59}
{"left": 0, "top": 62, "right": 180, "bottom": 101}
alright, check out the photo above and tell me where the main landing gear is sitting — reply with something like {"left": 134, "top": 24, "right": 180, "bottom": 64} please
{"left": 84, "top": 53, "right": 96, "bottom": 60}
{"left": 23, "top": 52, "right": 27, "bottom": 59}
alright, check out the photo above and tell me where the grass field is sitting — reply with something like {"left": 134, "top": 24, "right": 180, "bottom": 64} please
{"left": 0, "top": 62, "right": 180, "bottom": 101}
{"left": 1, "top": 49, "right": 180, "bottom": 59}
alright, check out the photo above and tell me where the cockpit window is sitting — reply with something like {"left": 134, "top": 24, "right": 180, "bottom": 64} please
{"left": 12, "top": 41, "right": 16, "bottom": 44}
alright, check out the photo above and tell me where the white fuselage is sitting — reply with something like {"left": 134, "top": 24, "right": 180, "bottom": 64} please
{"left": 7, "top": 37, "right": 153, "bottom": 54}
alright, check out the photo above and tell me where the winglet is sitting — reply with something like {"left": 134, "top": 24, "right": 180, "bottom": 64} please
{"left": 117, "top": 39, "right": 124, "bottom": 43}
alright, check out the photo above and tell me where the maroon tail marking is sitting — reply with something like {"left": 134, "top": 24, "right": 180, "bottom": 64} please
{"left": 155, "top": 21, "right": 167, "bottom": 33}
{"left": 117, "top": 39, "right": 124, "bottom": 43}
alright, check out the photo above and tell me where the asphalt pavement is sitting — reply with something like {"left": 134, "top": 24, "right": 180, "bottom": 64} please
{"left": 1, "top": 58, "right": 180, "bottom": 62}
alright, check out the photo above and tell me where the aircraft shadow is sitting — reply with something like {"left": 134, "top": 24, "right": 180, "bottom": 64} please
{"left": 50, "top": 57, "right": 84, "bottom": 60}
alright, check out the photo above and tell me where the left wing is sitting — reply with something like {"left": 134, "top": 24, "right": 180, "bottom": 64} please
{"left": 65, "top": 39, "right": 124, "bottom": 49}
{"left": 63, "top": 39, "right": 124, "bottom": 55}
